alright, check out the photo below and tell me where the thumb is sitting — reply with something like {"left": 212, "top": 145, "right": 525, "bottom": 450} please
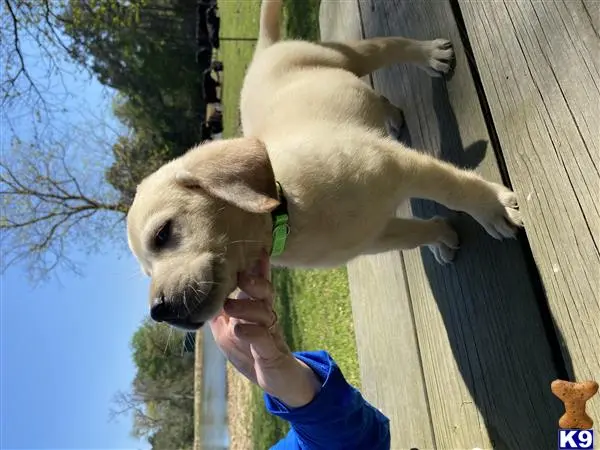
{"left": 257, "top": 249, "right": 271, "bottom": 281}
{"left": 234, "top": 323, "right": 283, "bottom": 361}
{"left": 209, "top": 311, "right": 229, "bottom": 338}
{"left": 245, "top": 250, "right": 271, "bottom": 281}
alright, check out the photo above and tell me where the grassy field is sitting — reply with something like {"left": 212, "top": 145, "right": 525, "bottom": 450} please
{"left": 217, "top": 0, "right": 320, "bottom": 136}
{"left": 215, "top": 1, "right": 361, "bottom": 448}
{"left": 252, "top": 268, "right": 359, "bottom": 446}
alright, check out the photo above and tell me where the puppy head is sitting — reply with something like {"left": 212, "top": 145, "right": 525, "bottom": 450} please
{"left": 126, "top": 137, "right": 279, "bottom": 330}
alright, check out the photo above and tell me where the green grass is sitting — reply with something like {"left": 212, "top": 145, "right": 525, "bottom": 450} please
{"left": 251, "top": 267, "right": 359, "bottom": 446}
{"left": 217, "top": 1, "right": 360, "bottom": 447}
{"left": 218, "top": 0, "right": 321, "bottom": 137}
{"left": 217, "top": 0, "right": 260, "bottom": 137}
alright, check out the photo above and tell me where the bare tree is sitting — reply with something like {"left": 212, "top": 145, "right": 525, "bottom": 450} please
{"left": 0, "top": 132, "right": 127, "bottom": 281}
{"left": 1, "top": 0, "right": 79, "bottom": 121}
{"left": 109, "top": 375, "right": 194, "bottom": 438}
{"left": 110, "top": 389, "right": 162, "bottom": 436}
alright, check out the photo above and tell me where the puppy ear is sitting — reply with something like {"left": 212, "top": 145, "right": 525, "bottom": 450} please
{"left": 175, "top": 137, "right": 280, "bottom": 214}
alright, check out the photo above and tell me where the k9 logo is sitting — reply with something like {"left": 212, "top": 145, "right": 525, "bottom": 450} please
{"left": 558, "top": 429, "right": 594, "bottom": 449}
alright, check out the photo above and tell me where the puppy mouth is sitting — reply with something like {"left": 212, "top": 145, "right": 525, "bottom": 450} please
{"left": 167, "top": 318, "right": 206, "bottom": 332}
{"left": 150, "top": 258, "right": 232, "bottom": 330}
{"left": 173, "top": 282, "right": 220, "bottom": 329}
{"left": 158, "top": 277, "right": 228, "bottom": 331}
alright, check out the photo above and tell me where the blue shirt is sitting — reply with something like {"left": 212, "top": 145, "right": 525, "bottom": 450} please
{"left": 265, "top": 350, "right": 391, "bottom": 449}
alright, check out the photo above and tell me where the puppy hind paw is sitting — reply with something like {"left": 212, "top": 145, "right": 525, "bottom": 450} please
{"left": 429, "top": 242, "right": 458, "bottom": 265}
{"left": 386, "top": 114, "right": 406, "bottom": 140}
{"left": 428, "top": 217, "right": 460, "bottom": 265}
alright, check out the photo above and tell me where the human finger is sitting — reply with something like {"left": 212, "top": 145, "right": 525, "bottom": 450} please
{"left": 237, "top": 272, "right": 274, "bottom": 305}
{"left": 209, "top": 311, "right": 238, "bottom": 349}
{"left": 209, "top": 310, "right": 229, "bottom": 335}
{"left": 233, "top": 323, "right": 283, "bottom": 361}
{"left": 256, "top": 249, "right": 271, "bottom": 280}
{"left": 242, "top": 250, "right": 271, "bottom": 281}
{"left": 223, "top": 298, "right": 277, "bottom": 327}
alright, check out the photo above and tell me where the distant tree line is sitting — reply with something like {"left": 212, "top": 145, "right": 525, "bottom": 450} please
{"left": 113, "top": 319, "right": 198, "bottom": 449}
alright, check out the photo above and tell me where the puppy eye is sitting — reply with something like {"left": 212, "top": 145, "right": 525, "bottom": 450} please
{"left": 154, "top": 220, "right": 172, "bottom": 249}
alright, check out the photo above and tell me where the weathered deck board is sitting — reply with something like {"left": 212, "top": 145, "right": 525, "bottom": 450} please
{"left": 357, "top": 1, "right": 563, "bottom": 448}
{"left": 321, "top": 0, "right": 566, "bottom": 448}
{"left": 458, "top": 0, "right": 600, "bottom": 421}
{"left": 319, "top": 3, "right": 436, "bottom": 448}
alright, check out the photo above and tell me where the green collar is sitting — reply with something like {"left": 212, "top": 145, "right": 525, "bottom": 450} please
{"left": 270, "top": 182, "right": 290, "bottom": 257}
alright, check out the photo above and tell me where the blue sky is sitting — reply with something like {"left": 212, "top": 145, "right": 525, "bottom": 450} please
{"left": 1, "top": 28, "right": 152, "bottom": 450}
{"left": 1, "top": 254, "right": 151, "bottom": 449}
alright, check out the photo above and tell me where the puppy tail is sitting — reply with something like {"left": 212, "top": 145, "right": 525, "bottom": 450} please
{"left": 256, "top": 0, "right": 282, "bottom": 52}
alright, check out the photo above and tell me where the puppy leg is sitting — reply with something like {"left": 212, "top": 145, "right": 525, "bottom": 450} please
{"left": 394, "top": 148, "right": 523, "bottom": 240}
{"left": 380, "top": 95, "right": 405, "bottom": 139}
{"left": 321, "top": 37, "right": 454, "bottom": 77}
{"left": 365, "top": 217, "right": 460, "bottom": 264}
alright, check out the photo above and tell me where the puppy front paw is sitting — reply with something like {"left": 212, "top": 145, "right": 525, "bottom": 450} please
{"left": 471, "top": 183, "right": 524, "bottom": 240}
{"left": 422, "top": 39, "right": 455, "bottom": 77}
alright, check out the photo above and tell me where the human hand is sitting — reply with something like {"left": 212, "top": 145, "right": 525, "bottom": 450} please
{"left": 209, "top": 250, "right": 321, "bottom": 407}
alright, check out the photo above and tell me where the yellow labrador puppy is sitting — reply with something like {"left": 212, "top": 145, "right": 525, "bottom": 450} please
{"left": 127, "top": 0, "right": 522, "bottom": 330}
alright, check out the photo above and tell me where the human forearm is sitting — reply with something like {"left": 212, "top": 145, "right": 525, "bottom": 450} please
{"left": 266, "top": 351, "right": 391, "bottom": 450}
{"left": 260, "top": 354, "right": 322, "bottom": 408}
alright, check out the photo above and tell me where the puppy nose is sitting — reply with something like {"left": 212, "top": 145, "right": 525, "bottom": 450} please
{"left": 150, "top": 296, "right": 170, "bottom": 322}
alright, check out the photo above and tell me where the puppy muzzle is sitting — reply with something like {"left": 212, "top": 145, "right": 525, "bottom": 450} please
{"left": 149, "top": 285, "right": 214, "bottom": 330}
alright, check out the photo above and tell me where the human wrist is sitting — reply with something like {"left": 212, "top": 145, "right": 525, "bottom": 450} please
{"left": 265, "top": 356, "right": 322, "bottom": 408}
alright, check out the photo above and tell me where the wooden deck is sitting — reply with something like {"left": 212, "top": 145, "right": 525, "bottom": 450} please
{"left": 319, "top": 1, "right": 599, "bottom": 449}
